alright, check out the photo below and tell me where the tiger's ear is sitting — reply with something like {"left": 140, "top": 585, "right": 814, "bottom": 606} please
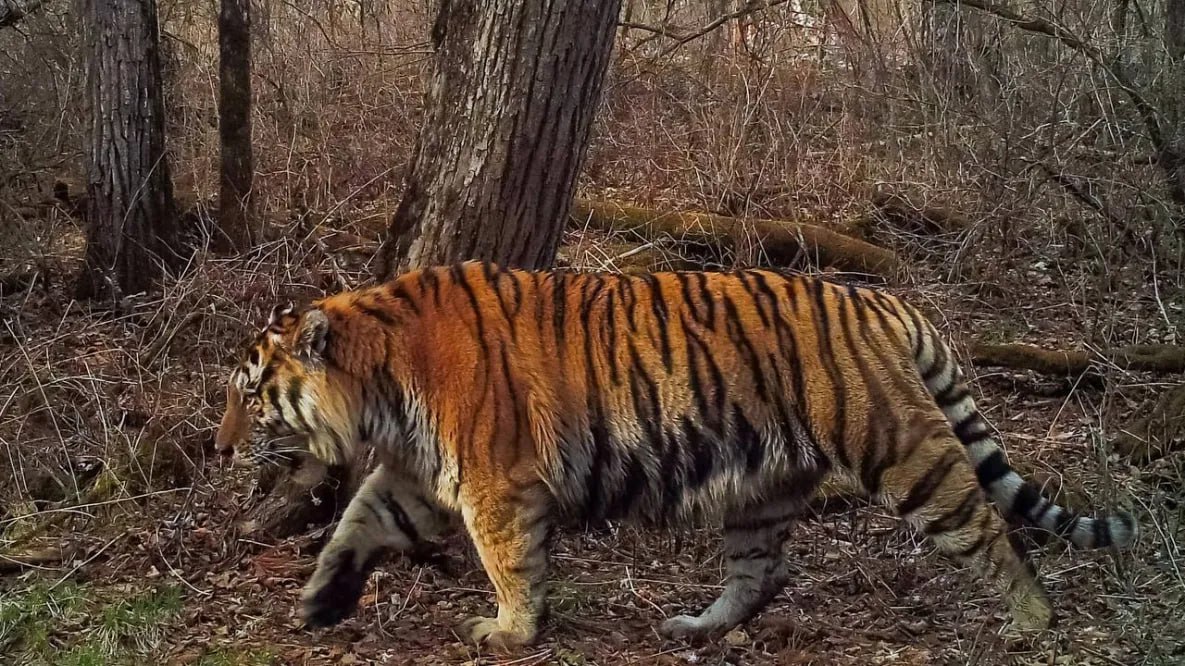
{"left": 294, "top": 309, "right": 330, "bottom": 362}
{"left": 267, "top": 302, "right": 294, "bottom": 327}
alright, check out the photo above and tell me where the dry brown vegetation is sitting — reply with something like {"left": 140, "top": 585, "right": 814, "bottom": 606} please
{"left": 2, "top": 0, "right": 1184, "bottom": 664}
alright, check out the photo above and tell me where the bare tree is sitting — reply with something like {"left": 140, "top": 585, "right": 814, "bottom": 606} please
{"left": 76, "top": 0, "right": 176, "bottom": 300}
{"left": 375, "top": 0, "right": 623, "bottom": 278}
{"left": 218, "top": 0, "right": 254, "bottom": 250}
{"left": 1169, "top": 0, "right": 1184, "bottom": 59}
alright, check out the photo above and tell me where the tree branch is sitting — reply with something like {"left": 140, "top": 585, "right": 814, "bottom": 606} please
{"left": 619, "top": 0, "right": 793, "bottom": 56}
{"left": 935, "top": 0, "right": 1183, "bottom": 207}
{"left": 0, "top": 0, "right": 48, "bottom": 28}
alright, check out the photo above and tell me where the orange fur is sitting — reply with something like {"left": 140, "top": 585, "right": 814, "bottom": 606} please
{"left": 218, "top": 262, "right": 1134, "bottom": 652}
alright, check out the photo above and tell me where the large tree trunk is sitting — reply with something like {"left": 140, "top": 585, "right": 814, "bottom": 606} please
{"left": 257, "top": 0, "right": 622, "bottom": 539}
{"left": 217, "top": 0, "right": 254, "bottom": 250}
{"left": 76, "top": 0, "right": 176, "bottom": 300}
{"left": 375, "top": 0, "right": 623, "bottom": 278}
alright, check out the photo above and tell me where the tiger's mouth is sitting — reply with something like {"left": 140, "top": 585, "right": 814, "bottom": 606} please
{"left": 242, "top": 433, "right": 308, "bottom": 468}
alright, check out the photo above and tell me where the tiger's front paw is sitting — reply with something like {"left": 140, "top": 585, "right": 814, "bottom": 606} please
{"left": 458, "top": 616, "right": 535, "bottom": 653}
{"left": 301, "top": 549, "right": 369, "bottom": 629}
{"left": 659, "top": 614, "right": 726, "bottom": 642}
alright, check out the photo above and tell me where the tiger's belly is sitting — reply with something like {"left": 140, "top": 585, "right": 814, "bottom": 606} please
{"left": 542, "top": 419, "right": 829, "bottom": 526}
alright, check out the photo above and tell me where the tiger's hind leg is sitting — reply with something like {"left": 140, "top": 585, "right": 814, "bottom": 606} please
{"left": 660, "top": 495, "right": 805, "bottom": 641}
{"left": 458, "top": 481, "right": 553, "bottom": 652}
{"left": 302, "top": 464, "right": 449, "bottom": 628}
{"left": 879, "top": 432, "right": 1054, "bottom": 632}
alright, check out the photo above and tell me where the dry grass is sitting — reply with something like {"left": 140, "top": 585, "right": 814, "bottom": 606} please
{"left": 2, "top": 0, "right": 1184, "bottom": 663}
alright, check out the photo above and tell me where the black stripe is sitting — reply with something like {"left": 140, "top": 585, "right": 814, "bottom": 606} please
{"left": 642, "top": 275, "right": 673, "bottom": 371}
{"left": 1031, "top": 497, "right": 1056, "bottom": 525}
{"left": 694, "top": 272, "right": 717, "bottom": 327}
{"left": 381, "top": 491, "right": 421, "bottom": 543}
{"left": 604, "top": 288, "right": 620, "bottom": 385}
{"left": 628, "top": 343, "right": 663, "bottom": 448}
{"left": 974, "top": 450, "right": 1012, "bottom": 487}
{"left": 388, "top": 283, "right": 421, "bottom": 315}
{"left": 935, "top": 384, "right": 970, "bottom": 407}
{"left": 484, "top": 264, "right": 517, "bottom": 340}
{"left": 681, "top": 416, "right": 715, "bottom": 489}
{"left": 659, "top": 425, "right": 685, "bottom": 516}
{"left": 358, "top": 301, "right": 395, "bottom": 325}
{"left": 684, "top": 318, "right": 727, "bottom": 428}
{"left": 1011, "top": 482, "right": 1042, "bottom": 519}
{"left": 285, "top": 375, "right": 309, "bottom": 431}
{"left": 676, "top": 273, "right": 710, "bottom": 328}
{"left": 810, "top": 280, "right": 849, "bottom": 467}
{"left": 897, "top": 449, "right": 961, "bottom": 516}
{"left": 620, "top": 277, "right": 639, "bottom": 331}
{"left": 423, "top": 268, "right": 442, "bottom": 304}
{"left": 499, "top": 345, "right": 523, "bottom": 453}
{"left": 1092, "top": 517, "right": 1111, "bottom": 548}
{"left": 608, "top": 450, "right": 649, "bottom": 519}
{"left": 732, "top": 402, "right": 765, "bottom": 472}
{"left": 924, "top": 487, "right": 981, "bottom": 535}
{"left": 953, "top": 413, "right": 988, "bottom": 444}
{"left": 507, "top": 270, "right": 524, "bottom": 317}
{"left": 723, "top": 295, "right": 770, "bottom": 404}
{"left": 1055, "top": 511, "right": 1080, "bottom": 539}
{"left": 954, "top": 515, "right": 997, "bottom": 559}
{"left": 553, "top": 273, "right": 568, "bottom": 349}
{"left": 738, "top": 271, "right": 772, "bottom": 329}
{"left": 451, "top": 263, "right": 489, "bottom": 348}
{"left": 921, "top": 331, "right": 949, "bottom": 383}
{"left": 836, "top": 292, "right": 894, "bottom": 494}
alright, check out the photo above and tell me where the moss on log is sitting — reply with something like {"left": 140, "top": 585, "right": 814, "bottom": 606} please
{"left": 970, "top": 342, "right": 1185, "bottom": 376}
{"left": 571, "top": 199, "right": 900, "bottom": 278}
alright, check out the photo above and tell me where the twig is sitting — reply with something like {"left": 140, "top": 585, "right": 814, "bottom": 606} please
{"left": 619, "top": 0, "right": 793, "bottom": 57}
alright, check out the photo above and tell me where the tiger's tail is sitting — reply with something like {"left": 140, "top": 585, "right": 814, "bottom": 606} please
{"left": 906, "top": 310, "right": 1136, "bottom": 550}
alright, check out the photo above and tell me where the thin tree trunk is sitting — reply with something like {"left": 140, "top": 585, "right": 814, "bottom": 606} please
{"left": 375, "top": 0, "right": 623, "bottom": 278}
{"left": 1168, "top": 0, "right": 1185, "bottom": 59}
{"left": 76, "top": 0, "right": 176, "bottom": 300}
{"left": 218, "top": 0, "right": 254, "bottom": 250}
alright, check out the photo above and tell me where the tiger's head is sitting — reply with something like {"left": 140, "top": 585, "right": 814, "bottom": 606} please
{"left": 215, "top": 303, "right": 357, "bottom": 467}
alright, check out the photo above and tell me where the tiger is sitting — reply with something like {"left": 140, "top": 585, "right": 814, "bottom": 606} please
{"left": 215, "top": 261, "right": 1135, "bottom": 652}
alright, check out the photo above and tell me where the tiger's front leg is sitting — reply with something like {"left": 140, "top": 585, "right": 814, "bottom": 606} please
{"left": 458, "top": 481, "right": 553, "bottom": 652}
{"left": 302, "top": 464, "right": 449, "bottom": 628}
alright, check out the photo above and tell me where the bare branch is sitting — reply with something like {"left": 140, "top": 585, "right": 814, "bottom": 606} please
{"left": 619, "top": 0, "right": 793, "bottom": 56}
{"left": 0, "top": 0, "right": 48, "bottom": 28}
{"left": 936, "top": 0, "right": 1184, "bottom": 207}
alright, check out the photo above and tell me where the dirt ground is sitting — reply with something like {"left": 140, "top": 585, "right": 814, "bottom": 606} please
{"left": 1, "top": 210, "right": 1182, "bottom": 666}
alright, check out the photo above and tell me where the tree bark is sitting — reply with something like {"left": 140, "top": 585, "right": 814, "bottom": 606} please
{"left": 217, "top": 0, "right": 254, "bottom": 250}
{"left": 375, "top": 0, "right": 623, "bottom": 278}
{"left": 76, "top": 0, "right": 176, "bottom": 300}
{"left": 0, "top": 0, "right": 48, "bottom": 28}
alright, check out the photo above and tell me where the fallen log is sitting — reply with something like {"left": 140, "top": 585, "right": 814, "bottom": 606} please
{"left": 570, "top": 199, "right": 900, "bottom": 278}
{"left": 868, "top": 189, "right": 970, "bottom": 235}
{"left": 970, "top": 342, "right": 1185, "bottom": 376}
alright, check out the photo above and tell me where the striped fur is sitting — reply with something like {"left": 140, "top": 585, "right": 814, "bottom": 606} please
{"left": 215, "top": 262, "right": 1135, "bottom": 651}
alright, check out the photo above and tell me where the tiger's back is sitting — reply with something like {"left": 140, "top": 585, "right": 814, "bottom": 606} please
{"left": 222, "top": 261, "right": 1135, "bottom": 651}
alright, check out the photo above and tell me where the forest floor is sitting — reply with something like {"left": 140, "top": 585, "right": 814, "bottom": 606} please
{"left": 1, "top": 203, "right": 1183, "bottom": 666}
